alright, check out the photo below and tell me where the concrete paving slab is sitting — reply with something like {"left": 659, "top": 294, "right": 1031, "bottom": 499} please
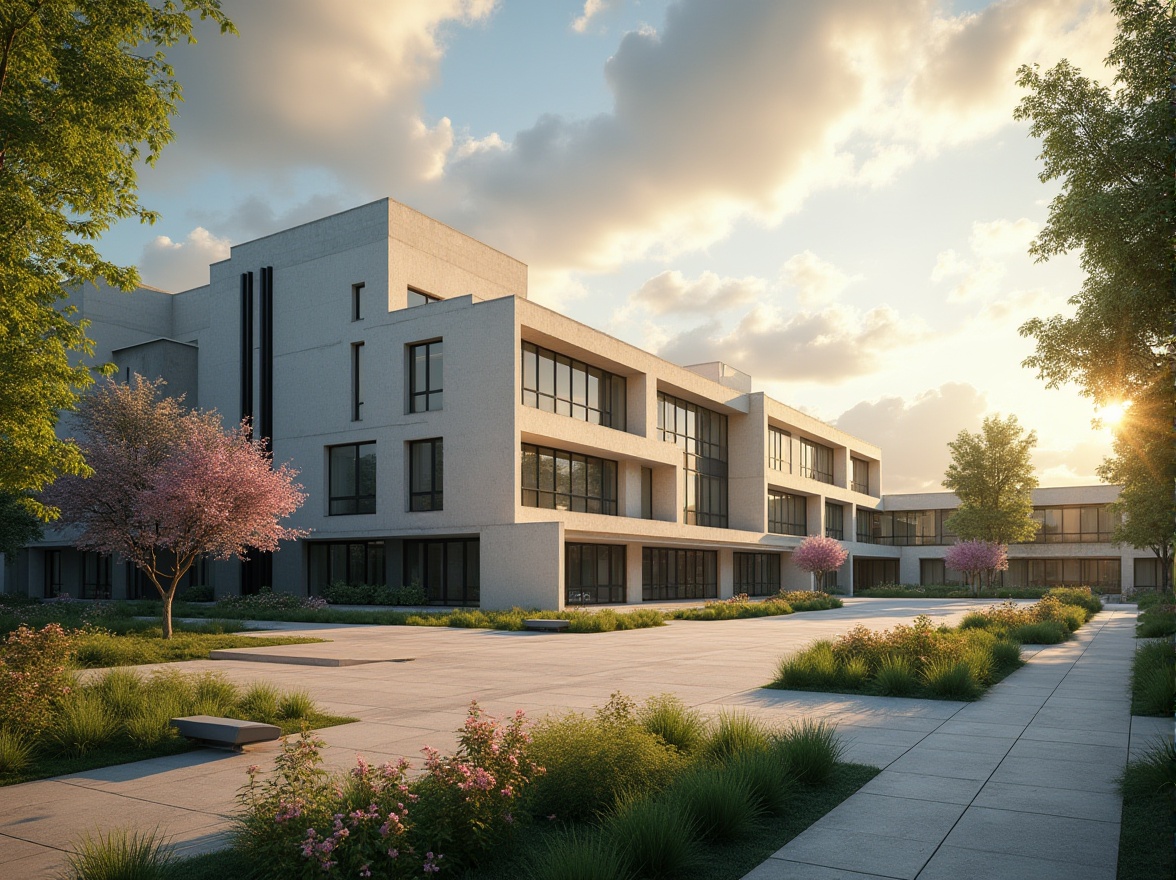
{"left": 856, "top": 769, "right": 985, "bottom": 805}
{"left": 775, "top": 826, "right": 938, "bottom": 879}
{"left": 918, "top": 844, "right": 1116, "bottom": 880}
{"left": 1019, "top": 724, "right": 1126, "bottom": 747}
{"left": 884, "top": 746, "right": 1005, "bottom": 780}
{"left": 988, "top": 755, "right": 1123, "bottom": 794}
{"left": 1006, "top": 737, "right": 1127, "bottom": 764}
{"left": 915, "top": 732, "right": 1016, "bottom": 756}
{"left": 742, "top": 858, "right": 895, "bottom": 880}
{"left": 941, "top": 806, "right": 1119, "bottom": 868}
{"left": 814, "top": 793, "right": 966, "bottom": 842}
{"left": 970, "top": 781, "right": 1123, "bottom": 822}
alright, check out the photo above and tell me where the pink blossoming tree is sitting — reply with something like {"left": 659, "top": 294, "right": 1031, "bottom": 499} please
{"left": 792, "top": 535, "right": 849, "bottom": 591}
{"left": 47, "top": 376, "right": 308, "bottom": 637}
{"left": 944, "top": 539, "right": 1009, "bottom": 597}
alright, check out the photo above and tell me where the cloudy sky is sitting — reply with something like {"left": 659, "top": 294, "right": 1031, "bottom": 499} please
{"left": 102, "top": 0, "right": 1122, "bottom": 494}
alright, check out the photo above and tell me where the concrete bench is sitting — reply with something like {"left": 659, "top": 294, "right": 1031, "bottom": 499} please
{"left": 170, "top": 715, "right": 282, "bottom": 750}
{"left": 523, "top": 618, "right": 570, "bottom": 632}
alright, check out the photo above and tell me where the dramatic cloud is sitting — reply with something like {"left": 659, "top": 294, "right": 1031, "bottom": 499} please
{"left": 834, "top": 384, "right": 988, "bottom": 493}
{"left": 657, "top": 304, "right": 929, "bottom": 383}
{"left": 139, "top": 228, "right": 231, "bottom": 292}
{"left": 627, "top": 270, "right": 765, "bottom": 317}
{"left": 780, "top": 251, "right": 862, "bottom": 308}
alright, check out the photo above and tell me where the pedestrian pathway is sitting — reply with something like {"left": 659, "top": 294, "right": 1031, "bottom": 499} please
{"left": 744, "top": 606, "right": 1143, "bottom": 880}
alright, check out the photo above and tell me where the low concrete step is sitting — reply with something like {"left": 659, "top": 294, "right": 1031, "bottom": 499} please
{"left": 170, "top": 715, "right": 281, "bottom": 750}
{"left": 523, "top": 619, "right": 570, "bottom": 632}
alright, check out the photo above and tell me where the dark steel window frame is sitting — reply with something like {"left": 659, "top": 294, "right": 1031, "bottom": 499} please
{"left": 351, "top": 341, "right": 364, "bottom": 421}
{"left": 409, "top": 339, "right": 443, "bottom": 413}
{"left": 851, "top": 457, "right": 870, "bottom": 494}
{"left": 768, "top": 489, "right": 807, "bottom": 536}
{"left": 768, "top": 426, "right": 791, "bottom": 472}
{"left": 657, "top": 391, "right": 729, "bottom": 528}
{"left": 328, "top": 442, "right": 377, "bottom": 515}
{"left": 521, "top": 341, "right": 627, "bottom": 430}
{"left": 642, "top": 547, "right": 718, "bottom": 601}
{"left": 799, "top": 438, "right": 834, "bottom": 484}
{"left": 409, "top": 438, "right": 444, "bottom": 511}
{"left": 824, "top": 502, "right": 844, "bottom": 540}
{"left": 734, "top": 551, "right": 781, "bottom": 597}
{"left": 565, "top": 543, "right": 626, "bottom": 605}
{"left": 520, "top": 443, "right": 618, "bottom": 515}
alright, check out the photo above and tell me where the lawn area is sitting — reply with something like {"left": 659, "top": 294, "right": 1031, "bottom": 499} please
{"left": 769, "top": 588, "right": 1101, "bottom": 701}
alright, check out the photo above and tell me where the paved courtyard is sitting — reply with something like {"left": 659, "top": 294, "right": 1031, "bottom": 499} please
{"left": 0, "top": 599, "right": 1152, "bottom": 878}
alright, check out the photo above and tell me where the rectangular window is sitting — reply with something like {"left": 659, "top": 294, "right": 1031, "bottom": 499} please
{"left": 405, "top": 538, "right": 478, "bottom": 605}
{"left": 328, "top": 442, "right": 376, "bottom": 515}
{"left": 641, "top": 467, "right": 653, "bottom": 520}
{"left": 307, "top": 541, "right": 386, "bottom": 593}
{"left": 1004, "top": 556, "right": 1120, "bottom": 590}
{"left": 768, "top": 490, "right": 807, "bottom": 536}
{"left": 1135, "top": 557, "right": 1161, "bottom": 589}
{"left": 851, "top": 458, "right": 870, "bottom": 494}
{"left": 734, "top": 552, "right": 781, "bottom": 597}
{"left": 351, "top": 342, "right": 364, "bottom": 421}
{"left": 409, "top": 340, "right": 443, "bottom": 413}
{"left": 1023, "top": 505, "right": 1117, "bottom": 543}
{"left": 799, "top": 439, "right": 834, "bottom": 484}
{"left": 81, "top": 552, "right": 112, "bottom": 600}
{"left": 352, "top": 283, "right": 364, "bottom": 321}
{"left": 853, "top": 558, "right": 900, "bottom": 591}
{"left": 856, "top": 509, "right": 877, "bottom": 543}
{"left": 658, "top": 391, "right": 728, "bottom": 527}
{"left": 521, "top": 443, "right": 618, "bottom": 515}
{"left": 768, "top": 426, "right": 791, "bottom": 472}
{"left": 566, "top": 543, "right": 626, "bottom": 605}
{"left": 409, "top": 439, "right": 443, "bottom": 511}
{"left": 824, "top": 502, "right": 844, "bottom": 540}
{"left": 642, "top": 548, "right": 717, "bottom": 601}
{"left": 407, "top": 287, "right": 440, "bottom": 307}
{"left": 521, "top": 341, "right": 627, "bottom": 430}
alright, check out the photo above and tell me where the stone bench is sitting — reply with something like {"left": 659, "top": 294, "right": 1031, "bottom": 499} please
{"left": 169, "top": 715, "right": 282, "bottom": 750}
{"left": 523, "top": 618, "right": 570, "bottom": 632}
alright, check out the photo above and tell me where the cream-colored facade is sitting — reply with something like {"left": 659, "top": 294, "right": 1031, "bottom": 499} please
{"left": 4, "top": 199, "right": 1157, "bottom": 604}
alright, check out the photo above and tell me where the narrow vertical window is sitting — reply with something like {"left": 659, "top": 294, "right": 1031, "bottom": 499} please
{"left": 352, "top": 283, "right": 364, "bottom": 321}
{"left": 351, "top": 342, "right": 364, "bottom": 421}
{"left": 641, "top": 467, "right": 653, "bottom": 519}
{"left": 409, "top": 340, "right": 443, "bottom": 412}
{"left": 410, "top": 438, "right": 444, "bottom": 511}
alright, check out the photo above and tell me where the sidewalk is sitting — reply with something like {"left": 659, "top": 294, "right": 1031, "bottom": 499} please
{"left": 745, "top": 606, "right": 1142, "bottom": 880}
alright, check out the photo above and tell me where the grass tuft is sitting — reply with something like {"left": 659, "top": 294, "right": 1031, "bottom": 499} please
{"left": 1130, "top": 639, "right": 1176, "bottom": 717}
{"left": 637, "top": 694, "right": 707, "bottom": 755}
{"left": 607, "top": 797, "right": 700, "bottom": 880}
{"left": 61, "top": 827, "right": 174, "bottom": 880}
{"left": 526, "top": 829, "right": 635, "bottom": 880}
{"left": 777, "top": 719, "right": 843, "bottom": 786}
{"left": 872, "top": 654, "right": 917, "bottom": 696}
{"left": 702, "top": 711, "right": 773, "bottom": 764}
{"left": 0, "top": 728, "right": 34, "bottom": 774}
{"left": 51, "top": 692, "right": 118, "bottom": 755}
{"left": 668, "top": 766, "right": 761, "bottom": 842}
{"left": 921, "top": 658, "right": 981, "bottom": 701}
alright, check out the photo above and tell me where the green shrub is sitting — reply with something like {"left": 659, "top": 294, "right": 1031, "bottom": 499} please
{"left": 276, "top": 690, "right": 316, "bottom": 721}
{"left": 529, "top": 699, "right": 684, "bottom": 822}
{"left": 840, "top": 655, "right": 871, "bottom": 689}
{"left": 726, "top": 745, "right": 795, "bottom": 815}
{"left": 61, "top": 827, "right": 174, "bottom": 880}
{"left": 1122, "top": 737, "right": 1176, "bottom": 797}
{"left": 320, "top": 581, "right": 429, "bottom": 606}
{"left": 638, "top": 694, "right": 707, "bottom": 754}
{"left": 51, "top": 692, "right": 118, "bottom": 754}
{"left": 773, "top": 641, "right": 841, "bottom": 691}
{"left": 776, "top": 719, "right": 842, "bottom": 786}
{"left": 607, "top": 797, "right": 700, "bottom": 880}
{"left": 702, "top": 711, "right": 772, "bottom": 763}
{"left": 193, "top": 674, "right": 239, "bottom": 717}
{"left": 527, "top": 829, "right": 635, "bottom": 880}
{"left": 0, "top": 623, "right": 76, "bottom": 735}
{"left": 1011, "top": 620, "right": 1069, "bottom": 644}
{"left": 236, "top": 683, "right": 281, "bottom": 723}
{"left": 1046, "top": 586, "right": 1101, "bottom": 615}
{"left": 921, "top": 658, "right": 981, "bottom": 700}
{"left": 780, "top": 590, "right": 843, "bottom": 611}
{"left": 668, "top": 766, "right": 760, "bottom": 841}
{"left": 0, "top": 728, "right": 34, "bottom": 774}
{"left": 178, "top": 585, "right": 214, "bottom": 603}
{"left": 1136, "top": 591, "right": 1174, "bottom": 611}
{"left": 872, "top": 654, "right": 917, "bottom": 696}
{"left": 1131, "top": 639, "right": 1176, "bottom": 716}
{"left": 92, "top": 668, "right": 145, "bottom": 718}
{"left": 1137, "top": 603, "right": 1176, "bottom": 638}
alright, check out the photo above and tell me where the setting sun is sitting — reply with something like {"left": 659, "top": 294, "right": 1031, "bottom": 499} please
{"left": 1098, "top": 401, "right": 1130, "bottom": 426}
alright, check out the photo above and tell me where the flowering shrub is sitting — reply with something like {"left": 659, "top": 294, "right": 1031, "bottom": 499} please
{"left": 413, "top": 702, "right": 543, "bottom": 869}
{"left": 944, "top": 540, "right": 1008, "bottom": 595}
{"left": 791, "top": 537, "right": 848, "bottom": 580}
{"left": 216, "top": 587, "right": 328, "bottom": 613}
{"left": 236, "top": 731, "right": 427, "bottom": 879}
{"left": 0, "top": 624, "right": 76, "bottom": 734}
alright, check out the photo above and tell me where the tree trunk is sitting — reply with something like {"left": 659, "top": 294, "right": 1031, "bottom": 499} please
{"left": 162, "top": 590, "right": 174, "bottom": 639}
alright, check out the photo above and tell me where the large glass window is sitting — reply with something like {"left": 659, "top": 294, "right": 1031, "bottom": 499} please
{"left": 409, "top": 439, "right": 443, "bottom": 511}
{"left": 825, "top": 502, "right": 844, "bottom": 540}
{"left": 405, "top": 538, "right": 479, "bottom": 605}
{"left": 566, "top": 543, "right": 626, "bottom": 605}
{"left": 521, "top": 443, "right": 618, "bottom": 514}
{"left": 768, "top": 427, "right": 791, "bottom": 472}
{"left": 851, "top": 458, "right": 870, "bottom": 494}
{"left": 799, "top": 439, "right": 834, "bottom": 484}
{"left": 769, "top": 490, "right": 807, "bottom": 536}
{"left": 409, "top": 340, "right": 443, "bottom": 413}
{"left": 521, "top": 342, "right": 626, "bottom": 429}
{"left": 734, "top": 552, "right": 781, "bottom": 597}
{"left": 1005, "top": 557, "right": 1120, "bottom": 590}
{"left": 81, "top": 552, "right": 112, "bottom": 600}
{"left": 329, "top": 443, "right": 376, "bottom": 515}
{"left": 308, "top": 541, "right": 386, "bottom": 593}
{"left": 1026, "top": 505, "right": 1116, "bottom": 543}
{"left": 658, "top": 392, "right": 728, "bottom": 527}
{"left": 642, "top": 548, "right": 717, "bottom": 601}
{"left": 853, "top": 558, "right": 899, "bottom": 591}
{"left": 857, "top": 510, "right": 951, "bottom": 545}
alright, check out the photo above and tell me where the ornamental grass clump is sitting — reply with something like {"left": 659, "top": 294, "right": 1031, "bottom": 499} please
{"left": 872, "top": 654, "right": 917, "bottom": 696}
{"left": 50, "top": 691, "right": 118, "bottom": 755}
{"left": 526, "top": 829, "right": 635, "bottom": 880}
{"left": 776, "top": 719, "right": 843, "bottom": 786}
{"left": 667, "top": 766, "right": 760, "bottom": 842}
{"left": 60, "top": 827, "right": 175, "bottom": 880}
{"left": 528, "top": 694, "right": 684, "bottom": 823}
{"left": 773, "top": 640, "right": 841, "bottom": 691}
{"left": 637, "top": 694, "right": 707, "bottom": 755}
{"left": 1131, "top": 639, "right": 1176, "bottom": 717}
{"left": 726, "top": 746, "right": 796, "bottom": 815}
{"left": 606, "top": 797, "right": 700, "bottom": 880}
{"left": 1137, "top": 603, "right": 1176, "bottom": 638}
{"left": 921, "top": 658, "right": 981, "bottom": 701}
{"left": 0, "top": 728, "right": 34, "bottom": 775}
{"left": 702, "top": 711, "right": 773, "bottom": 764}
{"left": 778, "top": 590, "right": 844, "bottom": 611}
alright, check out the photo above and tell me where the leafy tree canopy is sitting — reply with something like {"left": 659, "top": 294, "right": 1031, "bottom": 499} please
{"left": 0, "top": 0, "right": 234, "bottom": 519}
{"left": 1098, "top": 429, "right": 1175, "bottom": 589}
{"left": 943, "top": 414, "right": 1040, "bottom": 545}
{"left": 47, "top": 377, "right": 306, "bottom": 638}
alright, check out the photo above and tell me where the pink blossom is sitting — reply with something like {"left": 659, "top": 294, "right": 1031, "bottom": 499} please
{"left": 792, "top": 536, "right": 849, "bottom": 578}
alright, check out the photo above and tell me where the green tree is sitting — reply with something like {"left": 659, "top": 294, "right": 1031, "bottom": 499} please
{"left": 1014, "top": 0, "right": 1174, "bottom": 574}
{"left": 1098, "top": 431, "right": 1175, "bottom": 590}
{"left": 943, "top": 414, "right": 1040, "bottom": 544}
{"left": 0, "top": 0, "right": 234, "bottom": 520}
{"left": 0, "top": 493, "right": 43, "bottom": 559}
